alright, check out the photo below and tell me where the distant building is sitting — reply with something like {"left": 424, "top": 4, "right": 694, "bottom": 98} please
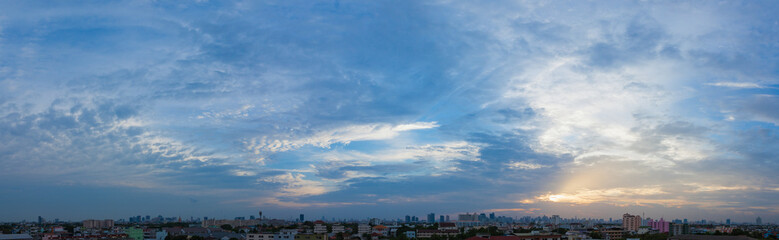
{"left": 427, "top": 213, "right": 435, "bottom": 223}
{"left": 278, "top": 229, "right": 298, "bottom": 240}
{"left": 439, "top": 216, "right": 445, "bottom": 223}
{"left": 83, "top": 219, "right": 114, "bottom": 229}
{"left": 438, "top": 222, "right": 457, "bottom": 231}
{"left": 600, "top": 229, "right": 624, "bottom": 240}
{"left": 202, "top": 219, "right": 283, "bottom": 228}
{"left": 622, "top": 213, "right": 641, "bottom": 232}
{"left": 313, "top": 222, "right": 327, "bottom": 234}
{"left": 405, "top": 216, "right": 411, "bottom": 223}
{"left": 370, "top": 218, "right": 381, "bottom": 225}
{"left": 670, "top": 223, "right": 691, "bottom": 236}
{"left": 300, "top": 214, "right": 305, "bottom": 222}
{"left": 332, "top": 225, "right": 344, "bottom": 234}
{"left": 726, "top": 219, "right": 731, "bottom": 225}
{"left": 125, "top": 227, "right": 143, "bottom": 240}
{"left": 404, "top": 231, "right": 416, "bottom": 239}
{"left": 155, "top": 231, "right": 168, "bottom": 240}
{"left": 648, "top": 218, "right": 669, "bottom": 233}
{"left": 756, "top": 217, "right": 762, "bottom": 225}
{"left": 247, "top": 232, "right": 275, "bottom": 240}
{"left": 358, "top": 224, "right": 371, "bottom": 234}
{"left": 416, "top": 230, "right": 458, "bottom": 239}
{"left": 294, "top": 234, "right": 326, "bottom": 240}
{"left": 372, "top": 225, "right": 388, "bottom": 236}
{"left": 458, "top": 213, "right": 478, "bottom": 221}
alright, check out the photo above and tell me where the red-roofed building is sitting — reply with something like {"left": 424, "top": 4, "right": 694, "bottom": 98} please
{"left": 372, "top": 225, "right": 388, "bottom": 236}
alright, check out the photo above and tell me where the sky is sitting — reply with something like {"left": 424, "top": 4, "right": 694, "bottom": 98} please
{"left": 1, "top": 0, "right": 779, "bottom": 224}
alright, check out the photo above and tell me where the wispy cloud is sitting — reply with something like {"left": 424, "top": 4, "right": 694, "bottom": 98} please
{"left": 708, "top": 82, "right": 766, "bottom": 89}
{"left": 245, "top": 122, "right": 439, "bottom": 154}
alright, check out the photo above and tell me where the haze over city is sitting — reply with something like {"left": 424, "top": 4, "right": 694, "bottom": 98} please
{"left": 1, "top": 0, "right": 778, "bottom": 225}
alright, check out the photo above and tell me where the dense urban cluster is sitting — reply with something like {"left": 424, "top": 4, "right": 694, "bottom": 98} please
{"left": 1, "top": 213, "right": 776, "bottom": 240}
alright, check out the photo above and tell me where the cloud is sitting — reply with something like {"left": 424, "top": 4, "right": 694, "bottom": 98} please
{"left": 708, "top": 82, "right": 766, "bottom": 89}
{"left": 506, "top": 161, "right": 549, "bottom": 170}
{"left": 1, "top": 0, "right": 779, "bottom": 222}
{"left": 245, "top": 121, "right": 439, "bottom": 154}
{"left": 258, "top": 173, "right": 334, "bottom": 197}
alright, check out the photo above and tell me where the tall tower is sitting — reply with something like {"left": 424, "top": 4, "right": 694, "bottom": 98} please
{"left": 756, "top": 216, "right": 762, "bottom": 225}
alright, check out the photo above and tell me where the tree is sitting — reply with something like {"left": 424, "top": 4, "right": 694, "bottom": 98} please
{"left": 221, "top": 224, "right": 233, "bottom": 231}
{"left": 552, "top": 228, "right": 567, "bottom": 235}
{"left": 588, "top": 232, "right": 602, "bottom": 239}
{"left": 730, "top": 229, "right": 747, "bottom": 236}
{"left": 189, "top": 236, "right": 204, "bottom": 240}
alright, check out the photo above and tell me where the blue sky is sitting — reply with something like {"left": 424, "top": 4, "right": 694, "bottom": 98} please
{"left": 1, "top": 1, "right": 779, "bottom": 223}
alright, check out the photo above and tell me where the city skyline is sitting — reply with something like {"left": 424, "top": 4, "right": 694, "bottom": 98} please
{"left": 1, "top": 1, "right": 779, "bottom": 223}
{"left": 15, "top": 211, "right": 773, "bottom": 226}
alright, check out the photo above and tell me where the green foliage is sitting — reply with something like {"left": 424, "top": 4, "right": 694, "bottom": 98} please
{"left": 633, "top": 233, "right": 667, "bottom": 240}
{"left": 167, "top": 235, "right": 188, "bottom": 240}
{"left": 1, "top": 224, "right": 12, "bottom": 234}
{"left": 587, "top": 232, "right": 602, "bottom": 239}
{"left": 220, "top": 224, "right": 233, "bottom": 230}
{"left": 730, "top": 228, "right": 747, "bottom": 236}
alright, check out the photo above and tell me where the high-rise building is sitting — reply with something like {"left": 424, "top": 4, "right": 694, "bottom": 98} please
{"left": 670, "top": 223, "right": 691, "bottom": 236}
{"left": 757, "top": 217, "right": 762, "bottom": 225}
{"left": 300, "top": 214, "right": 305, "bottom": 222}
{"left": 439, "top": 216, "right": 445, "bottom": 223}
{"left": 489, "top": 213, "right": 495, "bottom": 220}
{"left": 726, "top": 219, "right": 731, "bottom": 225}
{"left": 38, "top": 216, "right": 43, "bottom": 225}
{"left": 648, "top": 218, "right": 669, "bottom": 233}
{"left": 427, "top": 213, "right": 435, "bottom": 223}
{"left": 622, "top": 213, "right": 641, "bottom": 232}
{"left": 405, "top": 215, "right": 411, "bottom": 223}
{"left": 458, "top": 213, "right": 478, "bottom": 221}
{"left": 445, "top": 215, "right": 449, "bottom": 222}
